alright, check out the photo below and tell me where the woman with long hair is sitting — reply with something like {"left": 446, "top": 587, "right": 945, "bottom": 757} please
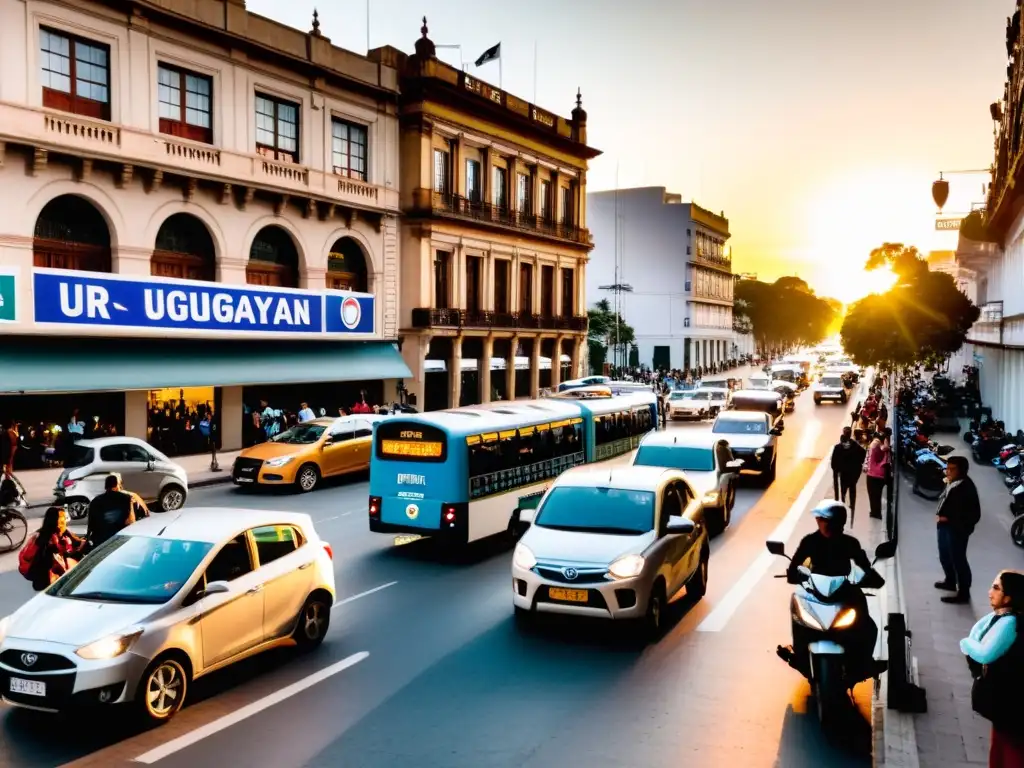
{"left": 960, "top": 569, "right": 1024, "bottom": 767}
{"left": 30, "top": 506, "right": 85, "bottom": 591}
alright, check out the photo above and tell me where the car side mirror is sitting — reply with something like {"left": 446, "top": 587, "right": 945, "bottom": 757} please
{"left": 766, "top": 540, "right": 787, "bottom": 557}
{"left": 873, "top": 540, "right": 897, "bottom": 563}
{"left": 665, "top": 516, "right": 695, "bottom": 534}
{"left": 146, "top": 460, "right": 155, "bottom": 471}
{"left": 322, "top": 436, "right": 335, "bottom": 447}
{"left": 201, "top": 580, "right": 230, "bottom": 598}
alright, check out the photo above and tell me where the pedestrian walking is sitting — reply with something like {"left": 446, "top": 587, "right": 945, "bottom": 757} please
{"left": 961, "top": 569, "right": 1024, "bottom": 767}
{"left": 865, "top": 431, "right": 889, "bottom": 520}
{"left": 830, "top": 426, "right": 866, "bottom": 520}
{"left": 935, "top": 456, "right": 981, "bottom": 604}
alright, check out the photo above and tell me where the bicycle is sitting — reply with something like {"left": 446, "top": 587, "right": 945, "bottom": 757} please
{"left": 0, "top": 505, "right": 28, "bottom": 553}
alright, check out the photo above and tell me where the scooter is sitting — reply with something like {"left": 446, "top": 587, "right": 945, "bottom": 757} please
{"left": 767, "top": 539, "right": 896, "bottom": 736}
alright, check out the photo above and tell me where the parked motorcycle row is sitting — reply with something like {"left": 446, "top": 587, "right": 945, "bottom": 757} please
{"left": 961, "top": 416, "right": 1024, "bottom": 547}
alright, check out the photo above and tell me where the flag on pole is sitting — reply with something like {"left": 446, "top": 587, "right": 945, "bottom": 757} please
{"left": 474, "top": 43, "right": 500, "bottom": 67}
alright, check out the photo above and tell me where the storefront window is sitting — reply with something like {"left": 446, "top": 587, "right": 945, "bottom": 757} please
{"left": 147, "top": 387, "right": 220, "bottom": 457}
{"left": 242, "top": 381, "right": 384, "bottom": 447}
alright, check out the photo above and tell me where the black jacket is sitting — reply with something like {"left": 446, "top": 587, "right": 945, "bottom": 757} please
{"left": 787, "top": 530, "right": 873, "bottom": 580}
{"left": 831, "top": 440, "right": 866, "bottom": 479}
{"left": 937, "top": 476, "right": 981, "bottom": 534}
{"left": 86, "top": 490, "right": 135, "bottom": 548}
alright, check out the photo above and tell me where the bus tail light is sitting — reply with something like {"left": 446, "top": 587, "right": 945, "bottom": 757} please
{"left": 368, "top": 496, "right": 381, "bottom": 518}
{"left": 443, "top": 504, "right": 457, "bottom": 525}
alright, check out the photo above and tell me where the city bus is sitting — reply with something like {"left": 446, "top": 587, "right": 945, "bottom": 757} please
{"left": 367, "top": 390, "right": 658, "bottom": 546}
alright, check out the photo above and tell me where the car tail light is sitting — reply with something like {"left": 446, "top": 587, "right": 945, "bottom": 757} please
{"left": 323, "top": 542, "right": 333, "bottom": 560}
{"left": 368, "top": 496, "right": 381, "bottom": 518}
{"left": 62, "top": 479, "right": 75, "bottom": 488}
{"left": 443, "top": 504, "right": 457, "bottom": 525}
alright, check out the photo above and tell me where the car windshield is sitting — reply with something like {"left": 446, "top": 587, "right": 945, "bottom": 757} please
{"left": 635, "top": 445, "right": 715, "bottom": 472}
{"left": 668, "top": 391, "right": 688, "bottom": 400}
{"left": 535, "top": 486, "right": 655, "bottom": 535}
{"left": 713, "top": 419, "right": 767, "bottom": 435}
{"left": 686, "top": 391, "right": 710, "bottom": 401}
{"left": 821, "top": 377, "right": 844, "bottom": 388}
{"left": 48, "top": 536, "right": 214, "bottom": 604}
{"left": 272, "top": 424, "right": 327, "bottom": 445}
{"left": 64, "top": 445, "right": 94, "bottom": 469}
{"left": 707, "top": 391, "right": 727, "bottom": 401}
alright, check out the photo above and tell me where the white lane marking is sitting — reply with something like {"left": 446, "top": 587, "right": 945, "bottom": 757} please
{"left": 697, "top": 454, "right": 831, "bottom": 632}
{"left": 317, "top": 515, "right": 341, "bottom": 522}
{"left": 132, "top": 651, "right": 369, "bottom": 764}
{"left": 332, "top": 581, "right": 397, "bottom": 609}
{"left": 341, "top": 511, "right": 352, "bottom": 517}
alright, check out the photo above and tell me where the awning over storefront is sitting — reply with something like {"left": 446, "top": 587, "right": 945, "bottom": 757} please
{"left": 0, "top": 337, "right": 412, "bottom": 393}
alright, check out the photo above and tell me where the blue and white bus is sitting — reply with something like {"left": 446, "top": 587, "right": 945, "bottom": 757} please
{"left": 368, "top": 390, "right": 658, "bottom": 545}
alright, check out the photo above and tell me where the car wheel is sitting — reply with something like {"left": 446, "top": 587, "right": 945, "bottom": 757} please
{"left": 764, "top": 459, "right": 777, "bottom": 486}
{"left": 136, "top": 655, "right": 189, "bottom": 724}
{"left": 641, "top": 581, "right": 666, "bottom": 642}
{"left": 814, "top": 398, "right": 822, "bottom": 406}
{"left": 293, "top": 594, "right": 332, "bottom": 650}
{"left": 295, "top": 464, "right": 320, "bottom": 493}
{"left": 687, "top": 546, "right": 709, "bottom": 601}
{"left": 66, "top": 498, "right": 90, "bottom": 521}
{"left": 158, "top": 485, "right": 187, "bottom": 512}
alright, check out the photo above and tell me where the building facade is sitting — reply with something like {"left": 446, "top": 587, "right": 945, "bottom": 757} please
{"left": 960, "top": 2, "right": 1024, "bottom": 432}
{"left": 0, "top": 0, "right": 408, "bottom": 458}
{"left": 370, "top": 22, "right": 597, "bottom": 410}
{"left": 586, "top": 187, "right": 733, "bottom": 372}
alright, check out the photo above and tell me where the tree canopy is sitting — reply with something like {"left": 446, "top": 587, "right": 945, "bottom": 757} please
{"left": 588, "top": 298, "right": 636, "bottom": 372}
{"left": 840, "top": 243, "right": 980, "bottom": 369}
{"left": 734, "top": 277, "right": 838, "bottom": 356}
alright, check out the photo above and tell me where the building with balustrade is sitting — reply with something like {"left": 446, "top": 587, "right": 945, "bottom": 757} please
{"left": 0, "top": 0, "right": 409, "bottom": 457}
{"left": 368, "top": 21, "right": 597, "bottom": 411}
{"left": 586, "top": 187, "right": 733, "bottom": 372}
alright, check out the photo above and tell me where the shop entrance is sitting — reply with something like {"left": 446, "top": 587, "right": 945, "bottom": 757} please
{"left": 147, "top": 386, "right": 222, "bottom": 456}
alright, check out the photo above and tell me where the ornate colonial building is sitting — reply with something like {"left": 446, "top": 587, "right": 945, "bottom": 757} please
{"left": 0, "top": 0, "right": 406, "bottom": 453}
{"left": 370, "top": 21, "right": 598, "bottom": 410}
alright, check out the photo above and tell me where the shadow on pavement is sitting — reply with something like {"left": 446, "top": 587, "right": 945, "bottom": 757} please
{"left": 774, "top": 683, "right": 872, "bottom": 767}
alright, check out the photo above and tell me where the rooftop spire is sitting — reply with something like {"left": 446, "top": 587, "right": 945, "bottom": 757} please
{"left": 310, "top": 8, "right": 321, "bottom": 36}
{"left": 415, "top": 15, "right": 436, "bottom": 58}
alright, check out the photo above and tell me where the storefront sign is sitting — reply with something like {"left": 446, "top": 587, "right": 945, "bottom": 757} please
{"left": 0, "top": 271, "right": 15, "bottom": 323}
{"left": 935, "top": 217, "right": 963, "bottom": 231}
{"left": 32, "top": 268, "right": 375, "bottom": 335}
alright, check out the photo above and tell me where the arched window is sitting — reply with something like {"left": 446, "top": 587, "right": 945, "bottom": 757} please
{"left": 247, "top": 226, "right": 299, "bottom": 288}
{"left": 326, "top": 237, "right": 368, "bottom": 292}
{"left": 152, "top": 213, "right": 216, "bottom": 281}
{"left": 33, "top": 195, "right": 112, "bottom": 272}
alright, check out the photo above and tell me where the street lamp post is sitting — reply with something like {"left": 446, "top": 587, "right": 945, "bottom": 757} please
{"left": 932, "top": 169, "right": 991, "bottom": 213}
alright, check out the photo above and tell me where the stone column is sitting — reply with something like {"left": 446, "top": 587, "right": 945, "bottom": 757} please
{"left": 449, "top": 336, "right": 463, "bottom": 408}
{"left": 479, "top": 336, "right": 493, "bottom": 404}
{"left": 571, "top": 337, "right": 583, "bottom": 379}
{"left": 552, "top": 334, "right": 565, "bottom": 389}
{"left": 220, "top": 386, "right": 244, "bottom": 451}
{"left": 300, "top": 266, "right": 327, "bottom": 291}
{"left": 506, "top": 335, "right": 518, "bottom": 400}
{"left": 530, "top": 338, "right": 541, "bottom": 399}
{"left": 218, "top": 256, "right": 248, "bottom": 287}
{"left": 124, "top": 390, "right": 148, "bottom": 441}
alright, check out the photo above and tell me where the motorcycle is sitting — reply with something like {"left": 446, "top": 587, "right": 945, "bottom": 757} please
{"left": 767, "top": 539, "right": 896, "bottom": 734}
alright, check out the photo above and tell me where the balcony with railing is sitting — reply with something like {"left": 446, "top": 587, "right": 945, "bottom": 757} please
{"left": 691, "top": 245, "right": 733, "bottom": 273}
{"left": 411, "top": 308, "right": 588, "bottom": 332}
{"left": 429, "top": 193, "right": 590, "bottom": 245}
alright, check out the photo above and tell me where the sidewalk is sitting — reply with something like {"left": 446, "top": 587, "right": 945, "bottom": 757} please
{"left": 894, "top": 445, "right": 1019, "bottom": 767}
{"left": 12, "top": 449, "right": 241, "bottom": 514}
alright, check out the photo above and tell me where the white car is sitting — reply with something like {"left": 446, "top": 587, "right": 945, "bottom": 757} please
{"left": 813, "top": 374, "right": 849, "bottom": 405}
{"left": 54, "top": 437, "right": 189, "bottom": 520}
{"left": 0, "top": 509, "right": 335, "bottom": 723}
{"left": 510, "top": 465, "right": 710, "bottom": 640}
{"left": 666, "top": 388, "right": 729, "bottom": 420}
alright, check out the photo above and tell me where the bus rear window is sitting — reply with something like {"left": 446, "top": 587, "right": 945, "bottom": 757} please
{"left": 374, "top": 422, "right": 448, "bottom": 463}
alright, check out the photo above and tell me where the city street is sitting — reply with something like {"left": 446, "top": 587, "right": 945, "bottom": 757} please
{"left": 0, "top": 381, "right": 882, "bottom": 768}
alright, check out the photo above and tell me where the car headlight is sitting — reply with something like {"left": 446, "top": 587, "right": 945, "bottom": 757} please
{"left": 0, "top": 615, "right": 10, "bottom": 645}
{"left": 263, "top": 456, "right": 295, "bottom": 468}
{"left": 75, "top": 628, "right": 144, "bottom": 660}
{"left": 833, "top": 608, "right": 857, "bottom": 629}
{"left": 512, "top": 544, "right": 537, "bottom": 571}
{"left": 608, "top": 554, "right": 645, "bottom": 580}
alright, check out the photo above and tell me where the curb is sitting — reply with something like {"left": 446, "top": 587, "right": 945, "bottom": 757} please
{"left": 22, "top": 473, "right": 236, "bottom": 511}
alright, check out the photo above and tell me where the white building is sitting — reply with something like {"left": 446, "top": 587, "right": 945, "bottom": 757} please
{"left": 928, "top": 250, "right": 977, "bottom": 376}
{"left": 586, "top": 187, "right": 733, "bottom": 372}
{"left": 0, "top": 0, "right": 406, "bottom": 456}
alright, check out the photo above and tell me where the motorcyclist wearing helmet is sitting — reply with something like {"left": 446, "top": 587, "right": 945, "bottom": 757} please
{"left": 784, "top": 500, "right": 882, "bottom": 677}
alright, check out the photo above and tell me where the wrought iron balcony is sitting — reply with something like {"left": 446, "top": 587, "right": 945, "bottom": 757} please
{"left": 411, "top": 308, "right": 588, "bottom": 332}
{"left": 429, "top": 193, "right": 590, "bottom": 245}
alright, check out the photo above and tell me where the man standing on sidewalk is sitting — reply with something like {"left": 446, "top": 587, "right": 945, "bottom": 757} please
{"left": 831, "top": 426, "right": 866, "bottom": 519}
{"left": 935, "top": 456, "right": 981, "bottom": 604}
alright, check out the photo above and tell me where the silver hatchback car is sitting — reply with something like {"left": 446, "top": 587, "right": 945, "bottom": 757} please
{"left": 0, "top": 509, "right": 336, "bottom": 723}
{"left": 54, "top": 437, "right": 188, "bottom": 519}
{"left": 511, "top": 465, "right": 710, "bottom": 640}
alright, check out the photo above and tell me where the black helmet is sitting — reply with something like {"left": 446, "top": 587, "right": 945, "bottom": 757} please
{"left": 811, "top": 499, "right": 848, "bottom": 531}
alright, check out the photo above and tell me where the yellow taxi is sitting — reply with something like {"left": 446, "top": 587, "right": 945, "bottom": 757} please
{"left": 232, "top": 414, "right": 387, "bottom": 493}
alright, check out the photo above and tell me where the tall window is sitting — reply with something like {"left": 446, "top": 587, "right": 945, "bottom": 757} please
{"left": 519, "top": 264, "right": 533, "bottom": 315}
{"left": 466, "top": 159, "right": 482, "bottom": 203}
{"left": 255, "top": 94, "right": 299, "bottom": 162}
{"left": 157, "top": 64, "right": 212, "bottom": 144}
{"left": 331, "top": 119, "right": 367, "bottom": 180}
{"left": 560, "top": 268, "right": 575, "bottom": 316}
{"left": 494, "top": 260, "right": 510, "bottom": 313}
{"left": 540, "top": 180, "right": 552, "bottom": 221}
{"left": 466, "top": 256, "right": 482, "bottom": 313}
{"left": 560, "top": 186, "right": 573, "bottom": 225}
{"left": 516, "top": 173, "right": 531, "bottom": 214}
{"left": 541, "top": 265, "right": 554, "bottom": 317}
{"left": 434, "top": 251, "right": 451, "bottom": 309}
{"left": 493, "top": 166, "right": 508, "bottom": 209}
{"left": 433, "top": 148, "right": 450, "bottom": 194}
{"left": 40, "top": 28, "right": 110, "bottom": 120}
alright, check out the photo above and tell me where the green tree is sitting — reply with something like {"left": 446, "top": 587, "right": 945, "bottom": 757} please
{"left": 734, "top": 277, "right": 838, "bottom": 357}
{"left": 587, "top": 298, "right": 636, "bottom": 373}
{"left": 840, "top": 243, "right": 980, "bottom": 369}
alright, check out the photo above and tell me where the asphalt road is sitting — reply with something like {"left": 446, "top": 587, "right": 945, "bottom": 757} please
{"left": 0, "top": 382, "right": 881, "bottom": 768}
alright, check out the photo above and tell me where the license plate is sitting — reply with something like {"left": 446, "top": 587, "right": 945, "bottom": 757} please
{"left": 549, "top": 587, "right": 588, "bottom": 603}
{"left": 235, "top": 477, "right": 255, "bottom": 484}
{"left": 9, "top": 678, "right": 45, "bottom": 697}
{"left": 394, "top": 534, "right": 424, "bottom": 546}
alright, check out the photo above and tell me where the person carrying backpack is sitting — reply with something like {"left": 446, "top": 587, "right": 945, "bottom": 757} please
{"left": 961, "top": 569, "right": 1024, "bottom": 766}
